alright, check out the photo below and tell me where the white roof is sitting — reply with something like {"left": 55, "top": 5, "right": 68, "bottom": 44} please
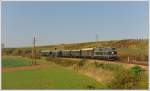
{"left": 71, "top": 49, "right": 81, "bottom": 51}
{"left": 41, "top": 50, "right": 51, "bottom": 52}
{"left": 62, "top": 50, "right": 70, "bottom": 51}
{"left": 82, "top": 48, "right": 93, "bottom": 50}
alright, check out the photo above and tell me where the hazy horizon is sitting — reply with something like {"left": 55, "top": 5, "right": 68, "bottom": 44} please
{"left": 3, "top": 38, "right": 148, "bottom": 48}
{"left": 2, "top": 1, "right": 149, "bottom": 48}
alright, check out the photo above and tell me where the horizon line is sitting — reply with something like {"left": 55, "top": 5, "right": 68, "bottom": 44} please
{"left": 3, "top": 38, "right": 148, "bottom": 49}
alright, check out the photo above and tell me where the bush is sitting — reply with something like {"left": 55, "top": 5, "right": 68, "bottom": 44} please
{"left": 46, "top": 57, "right": 78, "bottom": 66}
{"left": 87, "top": 85, "right": 95, "bottom": 89}
{"left": 129, "top": 66, "right": 144, "bottom": 75}
{"left": 95, "top": 62, "right": 122, "bottom": 71}
{"left": 94, "top": 61, "right": 98, "bottom": 67}
{"left": 78, "top": 58, "right": 86, "bottom": 67}
{"left": 109, "top": 66, "right": 146, "bottom": 89}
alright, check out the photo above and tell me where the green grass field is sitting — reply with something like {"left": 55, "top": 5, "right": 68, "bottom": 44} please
{"left": 2, "top": 56, "right": 148, "bottom": 89}
{"left": 2, "top": 56, "right": 32, "bottom": 67}
{"left": 2, "top": 56, "right": 105, "bottom": 89}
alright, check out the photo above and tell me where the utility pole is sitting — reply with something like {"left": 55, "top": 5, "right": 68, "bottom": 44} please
{"left": 32, "top": 36, "right": 36, "bottom": 65}
{"left": 96, "top": 34, "right": 98, "bottom": 48}
{"left": 2, "top": 43, "right": 5, "bottom": 49}
{"left": 2, "top": 43, "right": 5, "bottom": 55}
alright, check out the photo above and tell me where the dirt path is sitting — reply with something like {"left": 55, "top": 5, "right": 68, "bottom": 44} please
{"left": 2, "top": 63, "right": 49, "bottom": 72}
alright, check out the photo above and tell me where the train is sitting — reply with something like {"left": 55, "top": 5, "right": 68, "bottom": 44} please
{"left": 40, "top": 47, "right": 118, "bottom": 60}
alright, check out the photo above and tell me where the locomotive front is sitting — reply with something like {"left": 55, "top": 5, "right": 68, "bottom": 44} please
{"left": 93, "top": 47, "right": 118, "bottom": 60}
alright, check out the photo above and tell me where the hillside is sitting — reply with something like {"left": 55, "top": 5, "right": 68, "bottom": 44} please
{"left": 2, "top": 39, "right": 149, "bottom": 62}
{"left": 36, "top": 39, "right": 148, "bottom": 49}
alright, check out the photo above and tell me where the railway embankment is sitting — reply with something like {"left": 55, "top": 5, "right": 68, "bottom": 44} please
{"left": 46, "top": 57, "right": 148, "bottom": 89}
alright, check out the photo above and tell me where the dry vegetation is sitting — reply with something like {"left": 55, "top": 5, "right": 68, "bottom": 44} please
{"left": 2, "top": 39, "right": 148, "bottom": 62}
{"left": 45, "top": 57, "right": 148, "bottom": 89}
{"left": 2, "top": 55, "right": 148, "bottom": 89}
{"left": 2, "top": 39, "right": 148, "bottom": 89}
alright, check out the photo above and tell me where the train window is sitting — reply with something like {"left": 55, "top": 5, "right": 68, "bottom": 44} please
{"left": 95, "top": 52, "right": 103, "bottom": 55}
{"left": 99, "top": 49, "right": 103, "bottom": 51}
{"left": 103, "top": 52, "right": 108, "bottom": 55}
{"left": 112, "top": 48, "right": 116, "bottom": 50}
{"left": 108, "top": 52, "right": 112, "bottom": 55}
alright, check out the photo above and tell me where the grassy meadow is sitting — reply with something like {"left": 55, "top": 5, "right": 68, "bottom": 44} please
{"left": 2, "top": 56, "right": 32, "bottom": 67}
{"left": 2, "top": 56, "right": 105, "bottom": 89}
{"left": 2, "top": 56, "right": 148, "bottom": 89}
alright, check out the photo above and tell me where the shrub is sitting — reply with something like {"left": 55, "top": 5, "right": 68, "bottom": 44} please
{"left": 109, "top": 66, "right": 145, "bottom": 89}
{"left": 94, "top": 61, "right": 98, "bottom": 67}
{"left": 95, "top": 62, "right": 122, "bottom": 71}
{"left": 129, "top": 66, "right": 144, "bottom": 75}
{"left": 87, "top": 85, "right": 95, "bottom": 89}
{"left": 46, "top": 57, "right": 78, "bottom": 66}
{"left": 78, "top": 58, "right": 86, "bottom": 67}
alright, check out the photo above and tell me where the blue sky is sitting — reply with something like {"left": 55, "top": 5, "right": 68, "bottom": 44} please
{"left": 2, "top": 1, "right": 148, "bottom": 48}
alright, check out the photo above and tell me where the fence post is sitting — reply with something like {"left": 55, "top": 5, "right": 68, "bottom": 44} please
{"left": 128, "top": 56, "right": 130, "bottom": 63}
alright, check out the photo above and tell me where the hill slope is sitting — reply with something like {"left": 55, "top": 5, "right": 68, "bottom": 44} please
{"left": 2, "top": 39, "right": 148, "bottom": 61}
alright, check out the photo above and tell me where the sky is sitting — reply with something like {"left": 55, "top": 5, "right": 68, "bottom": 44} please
{"left": 1, "top": 1, "right": 149, "bottom": 48}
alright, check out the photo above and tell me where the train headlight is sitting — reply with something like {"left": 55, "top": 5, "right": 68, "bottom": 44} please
{"left": 111, "top": 52, "right": 114, "bottom": 54}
